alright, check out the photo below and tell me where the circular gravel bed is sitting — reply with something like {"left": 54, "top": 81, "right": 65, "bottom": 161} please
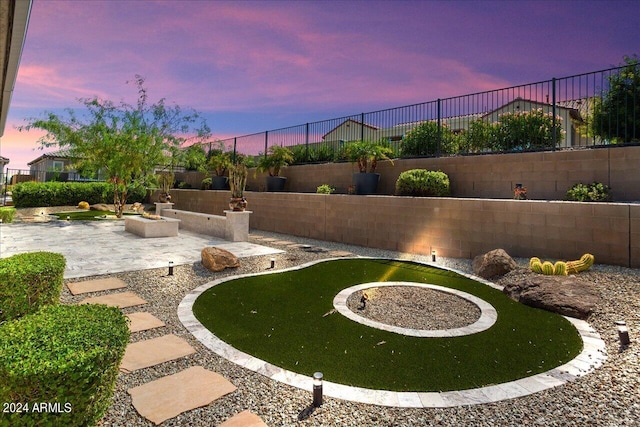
{"left": 346, "top": 285, "right": 481, "bottom": 330}
{"left": 24, "top": 215, "right": 636, "bottom": 426}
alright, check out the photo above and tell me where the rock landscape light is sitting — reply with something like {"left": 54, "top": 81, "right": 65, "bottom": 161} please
{"left": 313, "top": 372, "right": 323, "bottom": 407}
{"left": 616, "top": 321, "right": 630, "bottom": 345}
{"left": 168, "top": 261, "right": 174, "bottom": 276}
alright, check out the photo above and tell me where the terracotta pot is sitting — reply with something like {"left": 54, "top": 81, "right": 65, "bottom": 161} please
{"left": 229, "top": 197, "right": 248, "bottom": 211}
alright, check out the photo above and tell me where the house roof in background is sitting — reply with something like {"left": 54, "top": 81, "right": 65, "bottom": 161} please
{"left": 27, "top": 149, "right": 76, "bottom": 166}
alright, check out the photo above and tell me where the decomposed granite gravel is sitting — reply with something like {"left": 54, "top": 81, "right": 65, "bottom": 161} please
{"left": 56, "top": 230, "right": 640, "bottom": 426}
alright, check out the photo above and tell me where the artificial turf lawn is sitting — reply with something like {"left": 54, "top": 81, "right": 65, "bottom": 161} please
{"left": 192, "top": 258, "right": 583, "bottom": 392}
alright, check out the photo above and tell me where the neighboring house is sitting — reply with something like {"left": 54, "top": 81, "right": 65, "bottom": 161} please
{"left": 322, "top": 119, "right": 380, "bottom": 144}
{"left": 319, "top": 97, "right": 592, "bottom": 149}
{"left": 0, "top": 155, "right": 9, "bottom": 171}
{"left": 27, "top": 149, "right": 99, "bottom": 182}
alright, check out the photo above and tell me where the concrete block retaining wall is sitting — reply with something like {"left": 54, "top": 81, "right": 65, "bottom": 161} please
{"left": 165, "top": 189, "right": 640, "bottom": 268}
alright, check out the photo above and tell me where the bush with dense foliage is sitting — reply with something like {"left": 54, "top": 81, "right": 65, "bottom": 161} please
{"left": 0, "top": 207, "right": 16, "bottom": 223}
{"left": 0, "top": 304, "right": 129, "bottom": 426}
{"left": 0, "top": 252, "right": 66, "bottom": 322}
{"left": 11, "top": 181, "right": 146, "bottom": 208}
{"left": 395, "top": 169, "right": 450, "bottom": 197}
{"left": 401, "top": 122, "right": 457, "bottom": 157}
{"left": 565, "top": 182, "right": 611, "bottom": 202}
{"left": 493, "top": 108, "right": 564, "bottom": 151}
{"left": 316, "top": 184, "right": 336, "bottom": 194}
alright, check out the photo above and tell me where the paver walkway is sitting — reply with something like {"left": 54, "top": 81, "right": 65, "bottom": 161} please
{"left": 120, "top": 334, "right": 197, "bottom": 373}
{"left": 73, "top": 276, "right": 266, "bottom": 424}
{"left": 0, "top": 220, "right": 283, "bottom": 278}
{"left": 126, "top": 312, "right": 166, "bottom": 333}
{"left": 219, "top": 410, "right": 268, "bottom": 427}
{"left": 128, "top": 366, "right": 237, "bottom": 425}
{"left": 79, "top": 291, "right": 147, "bottom": 308}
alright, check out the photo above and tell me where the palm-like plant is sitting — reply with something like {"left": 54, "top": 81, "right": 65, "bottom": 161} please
{"left": 256, "top": 145, "right": 294, "bottom": 176}
{"left": 345, "top": 140, "right": 394, "bottom": 173}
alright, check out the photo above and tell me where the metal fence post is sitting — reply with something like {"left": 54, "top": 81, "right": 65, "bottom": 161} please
{"left": 437, "top": 98, "right": 442, "bottom": 157}
{"left": 233, "top": 137, "right": 237, "bottom": 163}
{"left": 360, "top": 113, "right": 365, "bottom": 141}
{"left": 552, "top": 77, "right": 557, "bottom": 150}
{"left": 305, "top": 123, "right": 310, "bottom": 160}
{"left": 264, "top": 131, "right": 269, "bottom": 158}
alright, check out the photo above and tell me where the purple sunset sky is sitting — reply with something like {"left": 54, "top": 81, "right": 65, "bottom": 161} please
{"left": 2, "top": 0, "right": 639, "bottom": 170}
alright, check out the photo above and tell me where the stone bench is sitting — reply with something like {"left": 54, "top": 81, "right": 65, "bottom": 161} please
{"left": 124, "top": 216, "right": 181, "bottom": 238}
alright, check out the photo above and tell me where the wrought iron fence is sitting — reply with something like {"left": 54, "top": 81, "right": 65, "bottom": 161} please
{"left": 203, "top": 63, "right": 639, "bottom": 163}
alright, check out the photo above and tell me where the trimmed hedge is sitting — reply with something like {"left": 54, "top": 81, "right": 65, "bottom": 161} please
{"left": 11, "top": 181, "right": 146, "bottom": 208}
{"left": 0, "top": 252, "right": 66, "bottom": 322}
{"left": 0, "top": 207, "right": 16, "bottom": 223}
{"left": 0, "top": 304, "right": 130, "bottom": 426}
{"left": 395, "top": 169, "right": 450, "bottom": 197}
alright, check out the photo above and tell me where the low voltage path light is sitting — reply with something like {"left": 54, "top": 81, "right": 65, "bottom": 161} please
{"left": 431, "top": 250, "right": 437, "bottom": 263}
{"left": 616, "top": 321, "right": 631, "bottom": 346}
{"left": 168, "top": 261, "right": 174, "bottom": 276}
{"left": 270, "top": 258, "right": 276, "bottom": 269}
{"left": 313, "top": 372, "right": 323, "bottom": 407}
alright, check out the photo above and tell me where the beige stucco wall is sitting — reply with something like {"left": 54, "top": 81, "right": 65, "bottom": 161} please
{"left": 166, "top": 189, "right": 640, "bottom": 268}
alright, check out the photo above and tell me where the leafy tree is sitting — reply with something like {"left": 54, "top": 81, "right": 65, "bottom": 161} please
{"left": 19, "top": 76, "right": 210, "bottom": 217}
{"left": 592, "top": 55, "right": 640, "bottom": 143}
{"left": 182, "top": 143, "right": 208, "bottom": 171}
{"left": 460, "top": 119, "right": 499, "bottom": 153}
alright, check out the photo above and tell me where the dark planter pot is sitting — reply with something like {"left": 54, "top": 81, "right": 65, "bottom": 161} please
{"left": 266, "top": 176, "right": 287, "bottom": 192}
{"left": 352, "top": 173, "right": 380, "bottom": 195}
{"left": 211, "top": 176, "right": 229, "bottom": 190}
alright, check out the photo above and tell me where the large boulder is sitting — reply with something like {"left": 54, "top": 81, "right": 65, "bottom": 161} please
{"left": 201, "top": 247, "right": 240, "bottom": 272}
{"left": 90, "top": 203, "right": 111, "bottom": 212}
{"left": 472, "top": 249, "right": 517, "bottom": 279}
{"left": 502, "top": 274, "right": 599, "bottom": 319}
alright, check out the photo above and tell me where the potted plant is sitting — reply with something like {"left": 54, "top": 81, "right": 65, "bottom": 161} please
{"left": 156, "top": 172, "right": 174, "bottom": 202}
{"left": 206, "top": 150, "right": 232, "bottom": 190}
{"left": 229, "top": 163, "right": 248, "bottom": 211}
{"left": 345, "top": 139, "right": 394, "bottom": 195}
{"left": 256, "top": 145, "right": 294, "bottom": 192}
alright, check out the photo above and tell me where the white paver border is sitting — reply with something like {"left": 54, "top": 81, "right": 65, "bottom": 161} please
{"left": 178, "top": 257, "right": 607, "bottom": 407}
{"left": 333, "top": 281, "right": 497, "bottom": 337}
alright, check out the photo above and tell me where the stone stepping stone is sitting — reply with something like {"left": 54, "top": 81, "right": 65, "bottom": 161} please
{"left": 79, "top": 291, "right": 147, "bottom": 308}
{"left": 219, "top": 410, "right": 268, "bottom": 427}
{"left": 128, "top": 366, "right": 237, "bottom": 425}
{"left": 120, "top": 334, "right": 196, "bottom": 373}
{"left": 328, "top": 250, "right": 354, "bottom": 257}
{"left": 126, "top": 312, "right": 166, "bottom": 333}
{"left": 67, "top": 277, "right": 127, "bottom": 295}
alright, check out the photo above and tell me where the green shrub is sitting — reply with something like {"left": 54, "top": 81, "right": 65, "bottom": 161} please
{"left": 0, "top": 207, "right": 16, "bottom": 223}
{"left": 395, "top": 169, "right": 450, "bottom": 197}
{"left": 494, "top": 108, "right": 564, "bottom": 151}
{"left": 177, "top": 181, "right": 192, "bottom": 189}
{"left": 201, "top": 177, "right": 213, "bottom": 190}
{"left": 316, "top": 184, "right": 336, "bottom": 194}
{"left": 401, "top": 122, "right": 458, "bottom": 157}
{"left": 565, "top": 182, "right": 611, "bottom": 202}
{"left": 0, "top": 304, "right": 129, "bottom": 426}
{"left": 0, "top": 252, "right": 66, "bottom": 322}
{"left": 11, "top": 182, "right": 146, "bottom": 208}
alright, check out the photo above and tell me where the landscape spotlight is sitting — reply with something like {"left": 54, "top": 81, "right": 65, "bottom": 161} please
{"left": 168, "top": 261, "right": 174, "bottom": 276}
{"left": 313, "top": 372, "right": 323, "bottom": 407}
{"left": 66, "top": 215, "right": 70, "bottom": 221}
{"left": 431, "top": 250, "right": 437, "bottom": 262}
{"left": 270, "top": 258, "right": 276, "bottom": 269}
{"left": 616, "top": 321, "right": 631, "bottom": 346}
